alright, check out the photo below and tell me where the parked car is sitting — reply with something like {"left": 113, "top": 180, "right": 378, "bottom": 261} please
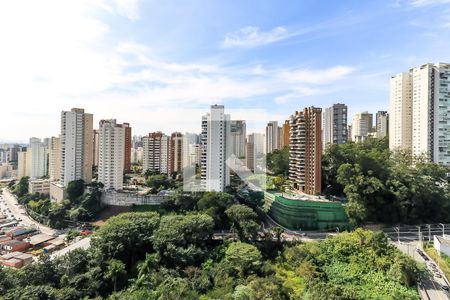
{"left": 441, "top": 285, "right": 449, "bottom": 291}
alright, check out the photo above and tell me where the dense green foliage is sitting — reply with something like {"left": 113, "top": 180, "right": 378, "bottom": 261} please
{"left": 12, "top": 180, "right": 104, "bottom": 228}
{"left": 146, "top": 174, "right": 175, "bottom": 193}
{"left": 0, "top": 211, "right": 419, "bottom": 300}
{"left": 13, "top": 176, "right": 29, "bottom": 197}
{"left": 266, "top": 146, "right": 289, "bottom": 176}
{"left": 323, "top": 138, "right": 450, "bottom": 225}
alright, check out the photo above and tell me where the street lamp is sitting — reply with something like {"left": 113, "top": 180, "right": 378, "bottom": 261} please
{"left": 439, "top": 223, "right": 445, "bottom": 237}
{"left": 426, "top": 224, "right": 431, "bottom": 243}
{"left": 394, "top": 226, "right": 400, "bottom": 244}
{"left": 416, "top": 226, "right": 422, "bottom": 249}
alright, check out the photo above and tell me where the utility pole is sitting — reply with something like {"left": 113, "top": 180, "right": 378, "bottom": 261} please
{"left": 426, "top": 224, "right": 431, "bottom": 243}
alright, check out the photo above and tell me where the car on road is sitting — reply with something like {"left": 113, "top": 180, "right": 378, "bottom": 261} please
{"left": 435, "top": 273, "right": 442, "bottom": 278}
{"left": 441, "top": 285, "right": 449, "bottom": 291}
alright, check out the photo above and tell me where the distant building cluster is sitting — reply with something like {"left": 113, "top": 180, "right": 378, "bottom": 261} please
{"left": 3, "top": 62, "right": 449, "bottom": 196}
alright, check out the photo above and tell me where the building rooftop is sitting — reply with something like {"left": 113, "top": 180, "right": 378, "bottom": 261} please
{"left": 27, "top": 233, "right": 54, "bottom": 246}
{"left": 16, "top": 253, "right": 33, "bottom": 261}
{"left": 436, "top": 235, "right": 450, "bottom": 246}
{"left": 0, "top": 251, "right": 23, "bottom": 260}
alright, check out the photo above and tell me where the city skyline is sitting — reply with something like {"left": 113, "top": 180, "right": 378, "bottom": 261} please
{"left": 1, "top": 0, "right": 450, "bottom": 141}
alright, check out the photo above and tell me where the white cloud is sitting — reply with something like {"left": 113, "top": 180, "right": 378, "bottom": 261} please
{"left": 222, "top": 26, "right": 293, "bottom": 48}
{"left": 113, "top": 0, "right": 141, "bottom": 20}
{"left": 0, "top": 1, "right": 356, "bottom": 141}
{"left": 279, "top": 66, "right": 355, "bottom": 84}
{"left": 409, "top": 0, "right": 450, "bottom": 6}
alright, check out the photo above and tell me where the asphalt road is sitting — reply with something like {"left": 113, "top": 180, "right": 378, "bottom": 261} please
{"left": 396, "top": 241, "right": 450, "bottom": 300}
{"left": 1, "top": 188, "right": 56, "bottom": 236}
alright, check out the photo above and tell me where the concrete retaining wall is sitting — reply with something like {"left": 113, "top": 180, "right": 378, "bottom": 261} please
{"left": 102, "top": 191, "right": 167, "bottom": 206}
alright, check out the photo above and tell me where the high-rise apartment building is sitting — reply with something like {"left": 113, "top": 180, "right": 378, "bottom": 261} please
{"left": 390, "top": 63, "right": 450, "bottom": 165}
{"left": 266, "top": 121, "right": 280, "bottom": 153}
{"left": 289, "top": 107, "right": 322, "bottom": 195}
{"left": 8, "top": 145, "right": 21, "bottom": 165}
{"left": 48, "top": 136, "right": 61, "bottom": 181}
{"left": 60, "top": 108, "right": 93, "bottom": 187}
{"left": 201, "top": 105, "right": 230, "bottom": 192}
{"left": 375, "top": 111, "right": 389, "bottom": 139}
{"left": 245, "top": 133, "right": 265, "bottom": 171}
{"left": 93, "top": 130, "right": 99, "bottom": 167}
{"left": 29, "top": 137, "right": 48, "bottom": 179}
{"left": 17, "top": 150, "right": 31, "bottom": 179}
{"left": 142, "top": 132, "right": 170, "bottom": 174}
{"left": 280, "top": 120, "right": 290, "bottom": 148}
{"left": 121, "top": 123, "right": 132, "bottom": 172}
{"left": 389, "top": 71, "right": 412, "bottom": 150}
{"left": 323, "top": 103, "right": 348, "bottom": 149}
{"left": 98, "top": 119, "right": 125, "bottom": 190}
{"left": 169, "top": 132, "right": 183, "bottom": 174}
{"left": 230, "top": 120, "right": 246, "bottom": 158}
{"left": 351, "top": 111, "right": 373, "bottom": 142}
{"left": 183, "top": 133, "right": 201, "bottom": 169}
{"left": 131, "top": 147, "right": 144, "bottom": 164}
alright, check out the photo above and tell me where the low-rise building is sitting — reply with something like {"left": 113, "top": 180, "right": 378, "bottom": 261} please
{"left": 28, "top": 179, "right": 50, "bottom": 195}
{"left": 27, "top": 233, "right": 54, "bottom": 248}
{"left": 434, "top": 235, "right": 450, "bottom": 257}
{"left": 1, "top": 240, "right": 30, "bottom": 253}
{"left": 50, "top": 182, "right": 65, "bottom": 202}
{"left": 1, "top": 257, "right": 23, "bottom": 268}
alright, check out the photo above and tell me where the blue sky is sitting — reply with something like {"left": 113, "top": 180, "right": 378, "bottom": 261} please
{"left": 1, "top": 0, "right": 450, "bottom": 141}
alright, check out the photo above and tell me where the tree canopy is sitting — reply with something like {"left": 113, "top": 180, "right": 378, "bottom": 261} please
{"left": 323, "top": 138, "right": 450, "bottom": 225}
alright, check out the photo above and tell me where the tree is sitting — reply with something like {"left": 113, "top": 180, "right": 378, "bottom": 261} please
{"left": 156, "top": 276, "right": 198, "bottom": 300}
{"left": 225, "top": 204, "right": 259, "bottom": 241}
{"left": 144, "top": 168, "right": 159, "bottom": 179}
{"left": 222, "top": 242, "right": 262, "bottom": 278}
{"left": 266, "top": 146, "right": 289, "bottom": 176}
{"left": 153, "top": 214, "right": 214, "bottom": 267}
{"left": 66, "top": 179, "right": 85, "bottom": 202}
{"left": 136, "top": 253, "right": 159, "bottom": 286}
{"left": 246, "top": 277, "right": 287, "bottom": 300}
{"left": 105, "top": 259, "right": 126, "bottom": 292}
{"left": 92, "top": 212, "right": 160, "bottom": 266}
{"left": 13, "top": 176, "right": 29, "bottom": 197}
{"left": 47, "top": 203, "right": 68, "bottom": 229}
{"left": 197, "top": 192, "right": 235, "bottom": 229}
{"left": 146, "top": 174, "right": 172, "bottom": 192}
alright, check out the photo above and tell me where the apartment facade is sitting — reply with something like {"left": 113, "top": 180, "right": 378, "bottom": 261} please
{"left": 265, "top": 121, "right": 280, "bottom": 153}
{"left": 200, "top": 105, "right": 230, "bottom": 192}
{"left": 60, "top": 108, "right": 93, "bottom": 187}
{"left": 169, "top": 132, "right": 183, "bottom": 174}
{"left": 230, "top": 120, "right": 246, "bottom": 158}
{"left": 389, "top": 63, "right": 450, "bottom": 165}
{"left": 245, "top": 133, "right": 265, "bottom": 172}
{"left": 121, "top": 123, "right": 132, "bottom": 172}
{"left": 323, "top": 103, "right": 348, "bottom": 149}
{"left": 280, "top": 120, "right": 290, "bottom": 148}
{"left": 289, "top": 107, "right": 322, "bottom": 195}
{"left": 17, "top": 151, "right": 31, "bottom": 179}
{"left": 98, "top": 119, "right": 125, "bottom": 190}
{"left": 351, "top": 111, "right": 373, "bottom": 142}
{"left": 376, "top": 111, "right": 389, "bottom": 139}
{"left": 48, "top": 136, "right": 61, "bottom": 181}
{"left": 29, "top": 137, "right": 48, "bottom": 179}
{"left": 142, "top": 132, "right": 170, "bottom": 174}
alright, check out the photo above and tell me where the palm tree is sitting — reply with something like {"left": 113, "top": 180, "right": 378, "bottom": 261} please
{"left": 105, "top": 259, "right": 126, "bottom": 292}
{"left": 136, "top": 253, "right": 158, "bottom": 285}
